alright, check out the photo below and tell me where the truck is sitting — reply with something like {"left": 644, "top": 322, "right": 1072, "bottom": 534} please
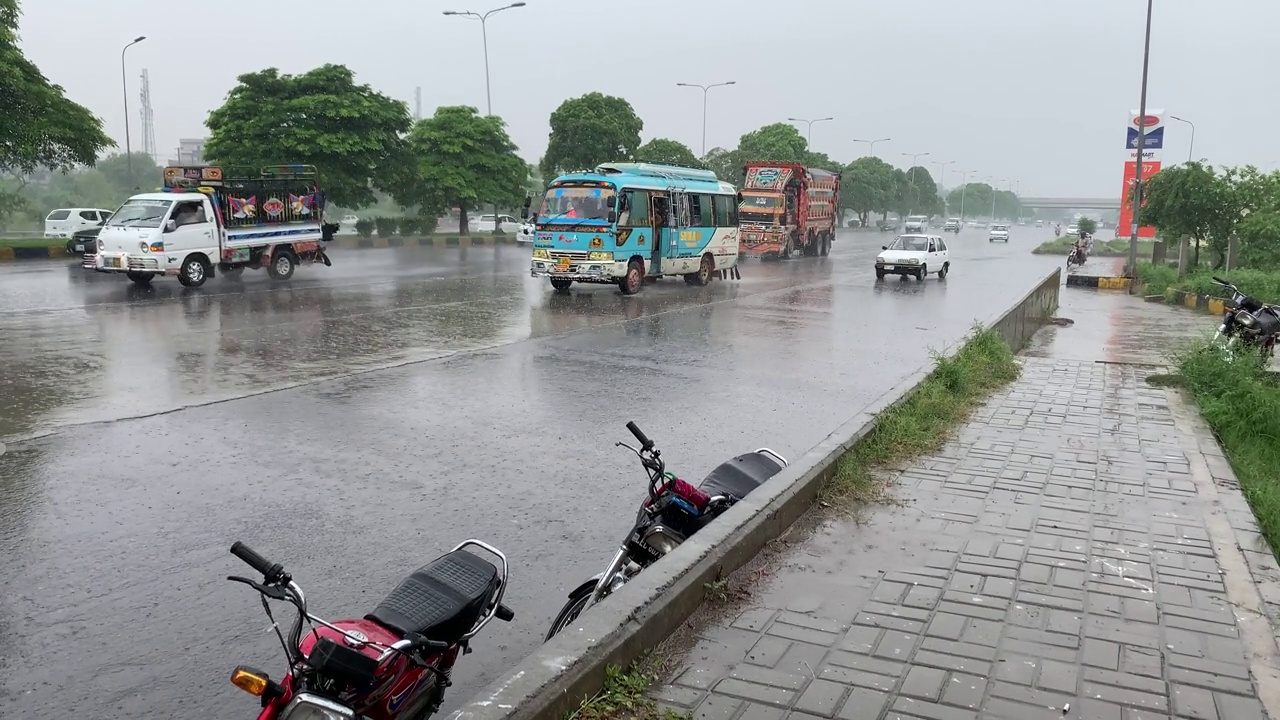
{"left": 91, "top": 165, "right": 336, "bottom": 288}
{"left": 737, "top": 162, "right": 840, "bottom": 259}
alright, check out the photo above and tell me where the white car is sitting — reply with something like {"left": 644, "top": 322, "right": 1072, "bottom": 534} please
{"left": 903, "top": 215, "right": 929, "bottom": 233}
{"left": 1035, "top": 220, "right": 1044, "bottom": 227}
{"left": 875, "top": 234, "right": 950, "bottom": 281}
{"left": 475, "top": 214, "right": 520, "bottom": 234}
{"left": 942, "top": 218, "right": 962, "bottom": 233}
{"left": 989, "top": 224, "right": 1010, "bottom": 242}
{"left": 1066, "top": 224, "right": 1079, "bottom": 235}
{"left": 45, "top": 208, "right": 114, "bottom": 238}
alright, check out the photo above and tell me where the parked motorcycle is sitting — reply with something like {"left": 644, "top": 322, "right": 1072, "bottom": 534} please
{"left": 544, "top": 422, "right": 787, "bottom": 641}
{"left": 1210, "top": 276, "right": 1280, "bottom": 361}
{"left": 224, "top": 540, "right": 514, "bottom": 720}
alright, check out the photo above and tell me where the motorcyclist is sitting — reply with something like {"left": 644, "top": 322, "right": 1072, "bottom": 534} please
{"left": 1072, "top": 232, "right": 1092, "bottom": 264}
{"left": 1054, "top": 223, "right": 1061, "bottom": 237}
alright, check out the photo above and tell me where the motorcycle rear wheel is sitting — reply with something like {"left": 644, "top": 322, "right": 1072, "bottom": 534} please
{"left": 545, "top": 587, "right": 594, "bottom": 641}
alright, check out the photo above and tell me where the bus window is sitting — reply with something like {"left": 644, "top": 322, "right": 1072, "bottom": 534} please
{"left": 676, "top": 195, "right": 691, "bottom": 227}
{"left": 713, "top": 194, "right": 734, "bottom": 227}
{"left": 691, "top": 194, "right": 714, "bottom": 227}
{"left": 619, "top": 190, "right": 650, "bottom": 227}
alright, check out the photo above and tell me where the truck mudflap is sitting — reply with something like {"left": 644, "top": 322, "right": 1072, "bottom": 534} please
{"left": 716, "top": 266, "right": 742, "bottom": 280}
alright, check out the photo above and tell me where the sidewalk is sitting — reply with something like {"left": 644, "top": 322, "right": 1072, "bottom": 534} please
{"left": 650, "top": 289, "right": 1280, "bottom": 720}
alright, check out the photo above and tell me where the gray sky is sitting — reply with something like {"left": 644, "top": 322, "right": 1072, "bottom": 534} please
{"left": 18, "top": 0, "right": 1278, "bottom": 197}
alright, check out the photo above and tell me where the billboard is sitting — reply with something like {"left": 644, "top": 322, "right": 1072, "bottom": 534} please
{"left": 1118, "top": 110, "right": 1164, "bottom": 237}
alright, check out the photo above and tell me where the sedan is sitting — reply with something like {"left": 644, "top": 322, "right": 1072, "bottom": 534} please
{"left": 66, "top": 225, "right": 103, "bottom": 256}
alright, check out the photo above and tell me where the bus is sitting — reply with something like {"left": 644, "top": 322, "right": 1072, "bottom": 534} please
{"left": 526, "top": 163, "right": 740, "bottom": 295}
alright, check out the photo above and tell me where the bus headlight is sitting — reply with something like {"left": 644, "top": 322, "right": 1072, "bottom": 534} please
{"left": 587, "top": 251, "right": 613, "bottom": 262}
{"left": 532, "top": 248, "right": 549, "bottom": 259}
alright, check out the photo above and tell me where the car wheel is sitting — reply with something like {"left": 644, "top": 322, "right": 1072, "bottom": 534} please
{"left": 916, "top": 264, "right": 926, "bottom": 281}
{"left": 619, "top": 259, "right": 644, "bottom": 295}
{"left": 268, "top": 250, "right": 296, "bottom": 280}
{"left": 875, "top": 269, "right": 885, "bottom": 280}
{"left": 178, "top": 255, "right": 209, "bottom": 288}
{"left": 939, "top": 263, "right": 949, "bottom": 280}
{"left": 126, "top": 272, "right": 153, "bottom": 287}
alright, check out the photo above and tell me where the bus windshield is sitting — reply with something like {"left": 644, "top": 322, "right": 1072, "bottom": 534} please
{"left": 539, "top": 186, "right": 617, "bottom": 223}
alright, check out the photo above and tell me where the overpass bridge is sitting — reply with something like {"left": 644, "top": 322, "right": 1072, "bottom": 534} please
{"left": 1020, "top": 197, "right": 1121, "bottom": 210}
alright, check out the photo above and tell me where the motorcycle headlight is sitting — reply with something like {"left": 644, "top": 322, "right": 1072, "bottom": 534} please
{"left": 278, "top": 694, "right": 356, "bottom": 720}
{"left": 587, "top": 251, "right": 613, "bottom": 262}
{"left": 641, "top": 526, "right": 685, "bottom": 556}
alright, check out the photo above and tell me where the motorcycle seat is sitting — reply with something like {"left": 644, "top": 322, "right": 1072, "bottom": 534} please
{"left": 698, "top": 452, "right": 785, "bottom": 500}
{"left": 366, "top": 549, "right": 499, "bottom": 644}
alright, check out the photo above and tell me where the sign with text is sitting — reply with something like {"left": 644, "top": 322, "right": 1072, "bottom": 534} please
{"left": 1126, "top": 125, "right": 1164, "bottom": 150}
{"left": 1117, "top": 159, "right": 1162, "bottom": 238}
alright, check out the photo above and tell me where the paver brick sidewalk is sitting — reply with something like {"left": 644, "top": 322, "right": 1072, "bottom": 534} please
{"left": 651, "top": 356, "right": 1280, "bottom": 720}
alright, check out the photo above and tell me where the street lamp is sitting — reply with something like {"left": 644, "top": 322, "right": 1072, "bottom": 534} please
{"left": 991, "top": 178, "right": 1005, "bottom": 220}
{"left": 1128, "top": 0, "right": 1155, "bottom": 279}
{"left": 1169, "top": 114, "right": 1196, "bottom": 164}
{"left": 677, "top": 81, "right": 736, "bottom": 156}
{"left": 957, "top": 170, "right": 972, "bottom": 221}
{"left": 853, "top": 137, "right": 890, "bottom": 158}
{"left": 442, "top": 2, "right": 526, "bottom": 116}
{"left": 121, "top": 36, "right": 146, "bottom": 190}
{"left": 787, "top": 117, "right": 833, "bottom": 148}
{"left": 901, "top": 152, "right": 930, "bottom": 182}
{"left": 933, "top": 161, "right": 954, "bottom": 214}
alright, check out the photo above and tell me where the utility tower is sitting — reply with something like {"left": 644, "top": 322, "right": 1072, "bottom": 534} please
{"left": 414, "top": 86, "right": 422, "bottom": 121}
{"left": 140, "top": 69, "right": 158, "bottom": 160}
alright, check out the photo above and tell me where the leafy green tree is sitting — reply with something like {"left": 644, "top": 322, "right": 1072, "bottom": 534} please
{"left": 97, "top": 152, "right": 163, "bottom": 192}
{"left": 841, "top": 156, "right": 897, "bottom": 227}
{"left": 0, "top": 0, "right": 113, "bottom": 222}
{"left": 1140, "top": 162, "right": 1241, "bottom": 268}
{"left": 395, "top": 106, "right": 527, "bottom": 234}
{"left": 945, "top": 183, "right": 994, "bottom": 220}
{"left": 541, "top": 92, "right": 643, "bottom": 178}
{"left": 204, "top": 64, "right": 411, "bottom": 209}
{"left": 736, "top": 123, "right": 808, "bottom": 165}
{"left": 904, "top": 167, "right": 943, "bottom": 216}
{"left": 701, "top": 147, "right": 739, "bottom": 183}
{"left": 634, "top": 138, "right": 703, "bottom": 168}
{"left": 1077, "top": 217, "right": 1098, "bottom": 235}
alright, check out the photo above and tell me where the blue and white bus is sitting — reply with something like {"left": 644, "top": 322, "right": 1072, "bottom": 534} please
{"left": 526, "top": 163, "right": 740, "bottom": 294}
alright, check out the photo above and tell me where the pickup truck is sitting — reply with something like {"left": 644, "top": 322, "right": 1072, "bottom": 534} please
{"left": 988, "top": 224, "right": 1011, "bottom": 243}
{"left": 942, "top": 218, "right": 962, "bottom": 233}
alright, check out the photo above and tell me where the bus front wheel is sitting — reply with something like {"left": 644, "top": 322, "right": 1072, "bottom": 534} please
{"left": 619, "top": 260, "right": 644, "bottom": 295}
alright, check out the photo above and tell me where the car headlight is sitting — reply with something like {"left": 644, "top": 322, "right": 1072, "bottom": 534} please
{"left": 278, "top": 694, "right": 355, "bottom": 720}
{"left": 587, "top": 251, "right": 613, "bottom": 262}
{"left": 876, "top": 256, "right": 886, "bottom": 263}
{"left": 532, "top": 248, "right": 549, "bottom": 259}
{"left": 906, "top": 258, "right": 920, "bottom": 265}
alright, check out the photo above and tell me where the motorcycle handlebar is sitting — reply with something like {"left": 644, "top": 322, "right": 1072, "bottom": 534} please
{"left": 230, "top": 541, "right": 285, "bottom": 583}
{"left": 1212, "top": 276, "right": 1232, "bottom": 287}
{"left": 625, "top": 421, "right": 654, "bottom": 450}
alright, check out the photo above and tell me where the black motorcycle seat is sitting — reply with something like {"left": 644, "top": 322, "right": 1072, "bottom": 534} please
{"left": 698, "top": 452, "right": 785, "bottom": 500}
{"left": 366, "top": 549, "right": 499, "bottom": 643}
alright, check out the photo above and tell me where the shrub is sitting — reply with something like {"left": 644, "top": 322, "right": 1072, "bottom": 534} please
{"left": 355, "top": 218, "right": 374, "bottom": 238}
{"left": 398, "top": 216, "right": 421, "bottom": 237}
{"left": 1177, "top": 269, "right": 1280, "bottom": 305}
{"left": 1135, "top": 262, "right": 1178, "bottom": 295}
{"left": 374, "top": 217, "right": 398, "bottom": 238}
{"left": 418, "top": 215, "right": 439, "bottom": 235}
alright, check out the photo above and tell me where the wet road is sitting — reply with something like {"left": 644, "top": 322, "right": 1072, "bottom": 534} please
{"left": 0, "top": 227, "right": 1114, "bottom": 718}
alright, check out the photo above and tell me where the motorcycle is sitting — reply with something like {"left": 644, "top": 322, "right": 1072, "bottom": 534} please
{"left": 544, "top": 422, "right": 787, "bottom": 641}
{"left": 1054, "top": 226, "right": 1062, "bottom": 238}
{"left": 1066, "top": 245, "right": 1085, "bottom": 269}
{"left": 1210, "top": 276, "right": 1280, "bottom": 361}
{"left": 224, "top": 540, "right": 514, "bottom": 720}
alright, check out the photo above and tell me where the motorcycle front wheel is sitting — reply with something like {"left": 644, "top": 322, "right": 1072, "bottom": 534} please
{"left": 545, "top": 585, "right": 595, "bottom": 641}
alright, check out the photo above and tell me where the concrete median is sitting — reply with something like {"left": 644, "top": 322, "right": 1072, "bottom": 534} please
{"left": 448, "top": 268, "right": 1062, "bottom": 720}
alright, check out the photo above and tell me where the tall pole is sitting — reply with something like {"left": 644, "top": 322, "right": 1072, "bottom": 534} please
{"left": 958, "top": 170, "right": 971, "bottom": 221}
{"left": 677, "top": 81, "right": 736, "bottom": 156}
{"left": 788, "top": 117, "right": 833, "bottom": 149}
{"left": 1170, "top": 114, "right": 1195, "bottom": 163}
{"left": 121, "top": 36, "right": 146, "bottom": 190}
{"left": 1128, "top": 0, "right": 1154, "bottom": 278}
{"left": 934, "top": 161, "right": 954, "bottom": 214}
{"left": 902, "top": 152, "right": 930, "bottom": 182}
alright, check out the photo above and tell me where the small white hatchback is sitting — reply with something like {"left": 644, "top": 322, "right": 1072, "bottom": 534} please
{"left": 875, "top": 234, "right": 950, "bottom": 281}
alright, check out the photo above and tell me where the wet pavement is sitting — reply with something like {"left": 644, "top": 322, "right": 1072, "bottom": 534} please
{"left": 649, "top": 289, "right": 1279, "bottom": 720}
{"left": 3, "top": 227, "right": 1068, "bottom": 719}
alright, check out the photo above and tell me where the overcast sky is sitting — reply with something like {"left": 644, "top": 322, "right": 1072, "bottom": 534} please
{"left": 17, "top": 0, "right": 1278, "bottom": 197}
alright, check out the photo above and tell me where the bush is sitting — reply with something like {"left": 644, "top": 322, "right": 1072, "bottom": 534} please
{"left": 1177, "top": 269, "right": 1280, "bottom": 305}
{"left": 418, "top": 215, "right": 439, "bottom": 235}
{"left": 355, "top": 218, "right": 374, "bottom": 238}
{"left": 1135, "top": 262, "right": 1179, "bottom": 295}
{"left": 374, "top": 217, "right": 398, "bottom": 238}
{"left": 398, "top": 216, "right": 421, "bottom": 237}
{"left": 1179, "top": 348, "right": 1280, "bottom": 560}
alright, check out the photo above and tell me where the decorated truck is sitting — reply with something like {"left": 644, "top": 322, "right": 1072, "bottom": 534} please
{"left": 91, "top": 165, "right": 335, "bottom": 288}
{"left": 737, "top": 162, "right": 840, "bottom": 259}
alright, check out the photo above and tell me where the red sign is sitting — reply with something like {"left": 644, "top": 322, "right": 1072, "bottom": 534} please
{"left": 1132, "top": 115, "right": 1161, "bottom": 128}
{"left": 1117, "top": 160, "right": 1161, "bottom": 238}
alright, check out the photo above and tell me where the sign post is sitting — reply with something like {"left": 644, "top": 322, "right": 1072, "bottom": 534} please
{"left": 1117, "top": 109, "right": 1164, "bottom": 244}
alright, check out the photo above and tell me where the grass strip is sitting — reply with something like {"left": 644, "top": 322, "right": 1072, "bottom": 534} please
{"left": 1032, "top": 236, "right": 1154, "bottom": 259}
{"left": 1137, "top": 263, "right": 1280, "bottom": 305}
{"left": 1179, "top": 348, "right": 1280, "bottom": 561}
{"left": 824, "top": 326, "right": 1021, "bottom": 503}
{"left": 0, "top": 237, "right": 61, "bottom": 248}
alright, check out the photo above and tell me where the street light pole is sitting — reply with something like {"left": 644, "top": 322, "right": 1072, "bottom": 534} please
{"left": 852, "top": 137, "right": 891, "bottom": 158}
{"left": 901, "top": 152, "right": 930, "bottom": 182}
{"left": 934, "top": 161, "right": 954, "bottom": 214}
{"left": 1170, "top": 114, "right": 1195, "bottom": 164}
{"left": 991, "top": 179, "right": 1003, "bottom": 220}
{"left": 677, "top": 81, "right": 736, "bottom": 156}
{"left": 443, "top": 2, "right": 526, "bottom": 116}
{"left": 121, "top": 36, "right": 146, "bottom": 190}
{"left": 787, "top": 117, "right": 833, "bottom": 148}
{"left": 958, "top": 170, "right": 971, "bottom": 221}
{"left": 1128, "top": 0, "right": 1155, "bottom": 279}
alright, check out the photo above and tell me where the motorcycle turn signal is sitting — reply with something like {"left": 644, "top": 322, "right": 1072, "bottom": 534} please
{"left": 230, "top": 665, "right": 284, "bottom": 701}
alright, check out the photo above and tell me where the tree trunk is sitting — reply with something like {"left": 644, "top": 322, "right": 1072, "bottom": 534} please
{"left": 1192, "top": 236, "right": 1200, "bottom": 269}
{"left": 459, "top": 202, "right": 469, "bottom": 235}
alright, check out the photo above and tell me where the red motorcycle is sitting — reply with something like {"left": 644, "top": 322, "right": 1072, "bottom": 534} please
{"left": 224, "top": 540, "right": 514, "bottom": 720}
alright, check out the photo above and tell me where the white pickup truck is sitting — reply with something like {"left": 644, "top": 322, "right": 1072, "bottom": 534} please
{"left": 92, "top": 165, "right": 335, "bottom": 288}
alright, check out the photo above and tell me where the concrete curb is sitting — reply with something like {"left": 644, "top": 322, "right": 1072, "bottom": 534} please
{"left": 331, "top": 235, "right": 523, "bottom": 250}
{"left": 448, "top": 268, "right": 1062, "bottom": 720}
{"left": 1166, "top": 288, "right": 1229, "bottom": 316}
{"left": 1065, "top": 273, "right": 1131, "bottom": 290}
{"left": 0, "top": 244, "right": 71, "bottom": 261}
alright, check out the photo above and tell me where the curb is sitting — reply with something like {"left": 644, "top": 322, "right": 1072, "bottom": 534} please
{"left": 1065, "top": 273, "right": 1131, "bottom": 290}
{"left": 331, "top": 235, "right": 522, "bottom": 250}
{"left": 0, "top": 244, "right": 71, "bottom": 261}
{"left": 1166, "top": 288, "right": 1229, "bottom": 316}
{"left": 448, "top": 268, "right": 1062, "bottom": 720}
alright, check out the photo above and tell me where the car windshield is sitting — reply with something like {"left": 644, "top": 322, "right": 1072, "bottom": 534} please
{"left": 105, "top": 199, "right": 173, "bottom": 228}
{"left": 539, "top": 186, "right": 616, "bottom": 222}
{"left": 889, "top": 236, "right": 930, "bottom": 252}
{"left": 993, "top": 225, "right": 1008, "bottom": 231}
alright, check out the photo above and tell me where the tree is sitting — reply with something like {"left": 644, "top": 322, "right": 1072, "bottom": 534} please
{"left": 0, "top": 0, "right": 113, "bottom": 222}
{"left": 841, "top": 156, "right": 897, "bottom": 228}
{"left": 945, "top": 183, "right": 994, "bottom": 220}
{"left": 736, "top": 123, "right": 808, "bottom": 165}
{"left": 904, "top": 167, "right": 943, "bottom": 216}
{"left": 1077, "top": 217, "right": 1098, "bottom": 235}
{"left": 97, "top": 152, "right": 162, "bottom": 192}
{"left": 634, "top": 138, "right": 703, "bottom": 168}
{"left": 1140, "top": 162, "right": 1241, "bottom": 269}
{"left": 541, "top": 93, "right": 643, "bottom": 178}
{"left": 701, "top": 147, "right": 739, "bottom": 183}
{"left": 204, "top": 64, "right": 411, "bottom": 209}
{"left": 395, "top": 106, "right": 527, "bottom": 234}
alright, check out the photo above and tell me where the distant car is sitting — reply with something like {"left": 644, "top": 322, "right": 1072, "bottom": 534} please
{"left": 1017, "top": 219, "right": 1026, "bottom": 226}
{"left": 878, "top": 219, "right": 899, "bottom": 232}
{"left": 1066, "top": 224, "right": 1079, "bottom": 235}
{"left": 903, "top": 215, "right": 929, "bottom": 234}
{"left": 989, "top": 224, "right": 1010, "bottom": 243}
{"left": 475, "top": 214, "right": 520, "bottom": 234}
{"left": 516, "top": 221, "right": 534, "bottom": 243}
{"left": 1035, "top": 220, "right": 1044, "bottom": 227}
{"left": 943, "top": 218, "right": 962, "bottom": 233}
{"left": 45, "top": 208, "right": 113, "bottom": 238}
{"left": 875, "top": 233, "right": 950, "bottom": 281}
{"left": 66, "top": 224, "right": 103, "bottom": 256}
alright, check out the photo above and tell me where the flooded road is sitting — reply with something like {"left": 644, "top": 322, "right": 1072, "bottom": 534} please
{"left": 0, "top": 228, "right": 1114, "bottom": 718}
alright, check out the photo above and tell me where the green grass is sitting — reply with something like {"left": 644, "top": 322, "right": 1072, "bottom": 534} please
{"left": 0, "top": 237, "right": 60, "bottom": 248}
{"left": 567, "top": 655, "right": 687, "bottom": 720}
{"left": 824, "top": 327, "right": 1021, "bottom": 503}
{"left": 1179, "top": 348, "right": 1280, "bottom": 562}
{"left": 1032, "top": 236, "right": 1155, "bottom": 258}
{"left": 1136, "top": 263, "right": 1280, "bottom": 304}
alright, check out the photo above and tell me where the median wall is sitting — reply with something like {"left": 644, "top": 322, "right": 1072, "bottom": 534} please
{"left": 448, "top": 268, "right": 1062, "bottom": 720}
